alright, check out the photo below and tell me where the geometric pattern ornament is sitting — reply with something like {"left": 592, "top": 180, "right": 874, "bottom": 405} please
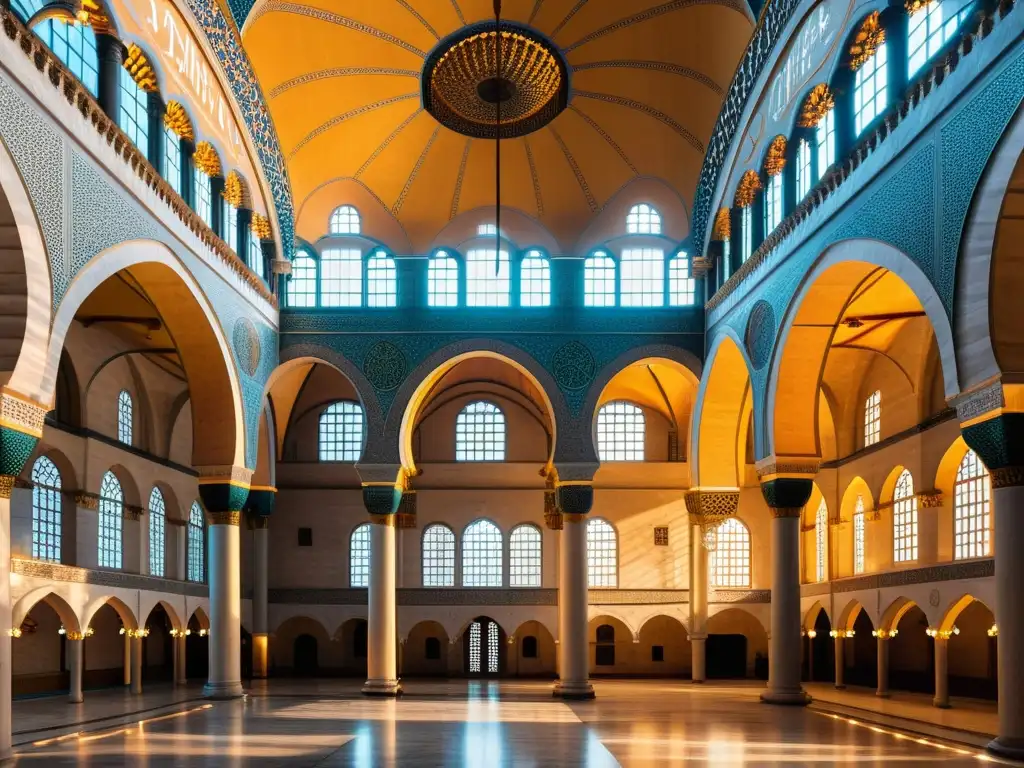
{"left": 745, "top": 300, "right": 776, "bottom": 371}
{"left": 362, "top": 341, "right": 407, "bottom": 393}
{"left": 551, "top": 341, "right": 596, "bottom": 392}
{"left": 232, "top": 318, "right": 261, "bottom": 377}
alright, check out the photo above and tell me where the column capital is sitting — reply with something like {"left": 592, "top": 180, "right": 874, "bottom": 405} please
{"left": 0, "top": 388, "right": 46, "bottom": 488}
{"left": 243, "top": 486, "right": 276, "bottom": 522}
{"left": 961, "top": 409, "right": 1024, "bottom": 488}
{"left": 196, "top": 465, "right": 252, "bottom": 517}
{"left": 684, "top": 488, "right": 739, "bottom": 525}
{"left": 357, "top": 464, "right": 406, "bottom": 517}
{"left": 552, "top": 462, "right": 600, "bottom": 484}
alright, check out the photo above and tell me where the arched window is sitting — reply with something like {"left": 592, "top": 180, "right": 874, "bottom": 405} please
{"left": 626, "top": 203, "right": 662, "bottom": 235}
{"left": 853, "top": 33, "right": 888, "bottom": 136}
{"left": 350, "top": 523, "right": 371, "bottom": 587}
{"left": 709, "top": 517, "right": 750, "bottom": 588}
{"left": 462, "top": 520, "right": 502, "bottom": 587}
{"left": 98, "top": 471, "right": 123, "bottom": 569}
{"left": 163, "top": 126, "right": 181, "bottom": 194}
{"left": 893, "top": 469, "right": 918, "bottom": 563}
{"left": 188, "top": 501, "right": 205, "bottom": 582}
{"left": 669, "top": 253, "right": 695, "bottom": 306}
{"left": 11, "top": 0, "right": 41, "bottom": 23}
{"left": 329, "top": 205, "right": 361, "bottom": 235}
{"left": 118, "top": 68, "right": 149, "bottom": 156}
{"left": 817, "top": 108, "right": 836, "bottom": 179}
{"left": 117, "top": 390, "right": 132, "bottom": 446}
{"left": 509, "top": 525, "right": 541, "bottom": 587}
{"left": 740, "top": 206, "right": 753, "bottom": 262}
{"left": 249, "top": 236, "right": 265, "bottom": 280}
{"left": 584, "top": 253, "right": 616, "bottom": 307}
{"left": 194, "top": 167, "right": 213, "bottom": 227}
{"left": 519, "top": 251, "right": 551, "bottom": 307}
{"left": 30, "top": 455, "right": 61, "bottom": 563}
{"left": 223, "top": 196, "right": 238, "bottom": 252}
{"left": 597, "top": 402, "right": 645, "bottom": 461}
{"left": 466, "top": 248, "right": 510, "bottom": 307}
{"left": 318, "top": 401, "right": 364, "bottom": 462}
{"left": 796, "top": 139, "right": 813, "bottom": 199}
{"left": 908, "top": 0, "right": 972, "bottom": 77}
{"left": 428, "top": 251, "right": 459, "bottom": 307}
{"left": 764, "top": 172, "right": 783, "bottom": 235}
{"left": 620, "top": 248, "right": 664, "bottom": 307}
{"left": 864, "top": 390, "right": 881, "bottom": 447}
{"left": 455, "top": 401, "right": 505, "bottom": 462}
{"left": 477, "top": 223, "right": 498, "bottom": 237}
{"left": 422, "top": 523, "right": 455, "bottom": 587}
{"left": 366, "top": 252, "right": 397, "bottom": 308}
{"left": 587, "top": 518, "right": 617, "bottom": 587}
{"left": 954, "top": 448, "right": 991, "bottom": 559}
{"left": 320, "top": 249, "right": 362, "bottom": 307}
{"left": 148, "top": 487, "right": 165, "bottom": 577}
{"left": 815, "top": 499, "right": 828, "bottom": 582}
{"left": 853, "top": 495, "right": 866, "bottom": 574}
{"left": 37, "top": 19, "right": 99, "bottom": 95}
{"left": 288, "top": 251, "right": 318, "bottom": 308}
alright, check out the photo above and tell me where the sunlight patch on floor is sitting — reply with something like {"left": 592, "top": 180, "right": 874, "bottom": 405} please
{"left": 272, "top": 698, "right": 582, "bottom": 723}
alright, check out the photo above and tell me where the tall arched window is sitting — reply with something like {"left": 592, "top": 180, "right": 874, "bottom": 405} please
{"left": 584, "top": 253, "right": 616, "bottom": 307}
{"left": 428, "top": 251, "right": 459, "bottom": 307}
{"left": 816, "top": 107, "right": 836, "bottom": 179}
{"left": 597, "top": 402, "right": 645, "bottom": 461}
{"left": 893, "top": 469, "right": 918, "bottom": 563}
{"left": 163, "top": 125, "right": 181, "bottom": 194}
{"left": 188, "top": 501, "right": 205, "bottom": 582}
{"left": 462, "top": 520, "right": 502, "bottom": 587}
{"left": 223, "top": 196, "right": 238, "bottom": 253}
{"left": 117, "top": 390, "right": 132, "bottom": 445}
{"left": 37, "top": 19, "right": 99, "bottom": 95}
{"left": 318, "top": 402, "right": 364, "bottom": 462}
{"left": 740, "top": 206, "right": 753, "bottom": 262}
{"left": 815, "top": 499, "right": 828, "bottom": 582}
{"left": 509, "top": 524, "right": 542, "bottom": 587}
{"left": 853, "top": 495, "right": 866, "bottom": 574}
{"left": 329, "top": 205, "right": 361, "bottom": 235}
{"left": 249, "top": 236, "right": 265, "bottom": 280}
{"left": 98, "top": 471, "right": 123, "bottom": 569}
{"left": 853, "top": 24, "right": 888, "bottom": 136}
{"left": 626, "top": 203, "right": 662, "bottom": 235}
{"left": 864, "top": 390, "right": 881, "bottom": 447}
{"left": 350, "top": 523, "right": 371, "bottom": 587}
{"left": 669, "top": 253, "right": 695, "bottom": 306}
{"left": 908, "top": 0, "right": 972, "bottom": 77}
{"left": 422, "top": 523, "right": 455, "bottom": 587}
{"left": 764, "top": 172, "right": 783, "bottom": 235}
{"left": 30, "top": 455, "right": 61, "bottom": 563}
{"left": 366, "top": 252, "right": 397, "bottom": 308}
{"left": 118, "top": 68, "right": 149, "bottom": 156}
{"left": 320, "top": 249, "right": 362, "bottom": 307}
{"left": 466, "top": 248, "right": 510, "bottom": 307}
{"left": 709, "top": 517, "right": 750, "bottom": 588}
{"left": 587, "top": 518, "right": 617, "bottom": 587}
{"left": 796, "top": 139, "right": 813, "bottom": 199}
{"left": 194, "top": 167, "right": 213, "bottom": 227}
{"left": 620, "top": 248, "right": 664, "bottom": 307}
{"left": 954, "top": 448, "right": 991, "bottom": 559}
{"left": 519, "top": 251, "right": 551, "bottom": 307}
{"left": 455, "top": 401, "right": 505, "bottom": 462}
{"left": 148, "top": 487, "right": 165, "bottom": 577}
{"left": 288, "top": 252, "right": 318, "bottom": 308}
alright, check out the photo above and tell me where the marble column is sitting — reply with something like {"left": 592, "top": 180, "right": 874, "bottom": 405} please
{"left": 875, "top": 632, "right": 891, "bottom": 697}
{"left": 690, "top": 523, "right": 708, "bottom": 684}
{"left": 806, "top": 631, "right": 815, "bottom": 682}
{"left": 175, "top": 633, "right": 187, "bottom": 686}
{"left": 932, "top": 633, "right": 950, "bottom": 708}
{"left": 832, "top": 632, "right": 846, "bottom": 689}
{"left": 94, "top": 33, "right": 125, "bottom": 122}
{"left": 123, "top": 633, "right": 131, "bottom": 686}
{"left": 130, "top": 634, "right": 143, "bottom": 695}
{"left": 0, "top": 486, "right": 13, "bottom": 761}
{"left": 67, "top": 635, "right": 84, "bottom": 703}
{"left": 252, "top": 517, "right": 269, "bottom": 678}
{"left": 691, "top": 635, "right": 707, "bottom": 684}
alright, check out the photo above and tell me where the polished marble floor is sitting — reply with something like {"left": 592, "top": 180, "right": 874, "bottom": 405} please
{"left": 11, "top": 679, "right": 1012, "bottom": 765}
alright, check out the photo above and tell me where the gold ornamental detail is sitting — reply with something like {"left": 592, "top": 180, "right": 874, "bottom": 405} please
{"left": 734, "top": 170, "right": 762, "bottom": 208}
{"left": 850, "top": 12, "right": 886, "bottom": 71}
{"left": 712, "top": 208, "right": 731, "bottom": 241}
{"left": 905, "top": 0, "right": 936, "bottom": 14}
{"left": 684, "top": 489, "right": 739, "bottom": 526}
{"left": 192, "top": 141, "right": 221, "bottom": 177}
{"left": 770, "top": 506, "right": 803, "bottom": 519}
{"left": 163, "top": 101, "right": 194, "bottom": 141}
{"left": 992, "top": 467, "right": 1024, "bottom": 489}
{"left": 250, "top": 212, "right": 272, "bottom": 240}
{"left": 223, "top": 171, "right": 250, "bottom": 208}
{"left": 123, "top": 43, "right": 157, "bottom": 92}
{"left": 208, "top": 511, "right": 241, "bottom": 526}
{"left": 764, "top": 136, "right": 787, "bottom": 177}
{"left": 798, "top": 84, "right": 835, "bottom": 128}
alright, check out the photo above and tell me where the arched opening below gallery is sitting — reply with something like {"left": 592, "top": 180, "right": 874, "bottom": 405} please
{"left": 706, "top": 609, "right": 768, "bottom": 680}
{"left": 803, "top": 608, "right": 834, "bottom": 684}
{"left": 461, "top": 616, "right": 504, "bottom": 678}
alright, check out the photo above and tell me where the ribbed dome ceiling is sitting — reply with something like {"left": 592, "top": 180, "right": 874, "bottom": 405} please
{"left": 243, "top": 0, "right": 753, "bottom": 253}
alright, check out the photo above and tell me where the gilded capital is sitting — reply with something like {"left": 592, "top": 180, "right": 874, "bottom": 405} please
{"left": 208, "top": 510, "right": 242, "bottom": 526}
{"left": 770, "top": 506, "right": 803, "bottom": 519}
{"left": 992, "top": 466, "right": 1024, "bottom": 489}
{"left": 684, "top": 489, "right": 739, "bottom": 525}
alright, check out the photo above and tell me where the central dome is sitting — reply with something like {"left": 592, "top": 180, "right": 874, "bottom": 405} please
{"left": 422, "top": 23, "right": 569, "bottom": 140}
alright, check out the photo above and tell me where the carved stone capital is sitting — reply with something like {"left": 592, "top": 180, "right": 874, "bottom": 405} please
{"left": 74, "top": 491, "right": 99, "bottom": 510}
{"left": 918, "top": 490, "right": 943, "bottom": 508}
{"left": 124, "top": 505, "right": 145, "bottom": 521}
{"left": 684, "top": 489, "right": 739, "bottom": 525}
{"left": 0, "top": 475, "right": 14, "bottom": 500}
{"left": 13, "top": 477, "right": 32, "bottom": 490}
{"left": 755, "top": 456, "right": 820, "bottom": 481}
{"left": 251, "top": 516, "right": 270, "bottom": 530}
{"left": 992, "top": 466, "right": 1024, "bottom": 489}
{"left": 562, "top": 513, "right": 587, "bottom": 524}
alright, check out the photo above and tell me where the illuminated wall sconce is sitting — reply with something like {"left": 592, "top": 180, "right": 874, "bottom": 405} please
{"left": 988, "top": 624, "right": 999, "bottom": 637}
{"left": 121, "top": 628, "right": 150, "bottom": 639}
{"left": 871, "top": 629, "right": 898, "bottom": 639}
{"left": 925, "top": 626, "right": 959, "bottom": 639}
{"left": 58, "top": 626, "right": 94, "bottom": 639}
{"left": 7, "top": 628, "right": 21, "bottom": 638}
{"left": 829, "top": 629, "right": 855, "bottom": 638}
{"left": 170, "top": 628, "right": 192, "bottom": 638}
{"left": 806, "top": 629, "right": 817, "bottom": 639}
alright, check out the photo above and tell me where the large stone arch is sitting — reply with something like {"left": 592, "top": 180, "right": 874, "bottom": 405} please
{"left": 765, "top": 239, "right": 959, "bottom": 461}
{"left": 12, "top": 590, "right": 81, "bottom": 635}
{"left": 81, "top": 595, "right": 138, "bottom": 632}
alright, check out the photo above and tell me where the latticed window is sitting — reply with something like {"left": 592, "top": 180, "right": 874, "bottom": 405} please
{"left": 854, "top": 495, "right": 866, "bottom": 574}
{"left": 148, "top": 487, "right": 165, "bottom": 577}
{"left": 462, "top": 519, "right": 502, "bottom": 587}
{"left": 222, "top": 198, "right": 238, "bottom": 252}
{"left": 366, "top": 252, "right": 397, "bottom": 307}
{"left": 864, "top": 390, "right": 881, "bottom": 447}
{"left": 422, "top": 524, "right": 455, "bottom": 587}
{"left": 520, "top": 251, "right": 551, "bottom": 307}
{"left": 709, "top": 517, "right": 750, "bottom": 588}
{"left": 854, "top": 42, "right": 888, "bottom": 136}
{"left": 163, "top": 127, "right": 181, "bottom": 194}
{"left": 318, "top": 401, "right": 364, "bottom": 462}
{"left": 587, "top": 518, "right": 617, "bottom": 587}
{"left": 815, "top": 499, "right": 828, "bottom": 582}
{"left": 740, "top": 206, "right": 753, "bottom": 262}
{"left": 11, "top": 0, "right": 42, "bottom": 23}
{"left": 796, "top": 139, "right": 813, "bottom": 199}
{"left": 98, "top": 471, "right": 123, "bottom": 569}
{"left": 320, "top": 249, "right": 362, "bottom": 307}
{"left": 597, "top": 401, "right": 645, "bottom": 461}
{"left": 817, "top": 109, "right": 836, "bottom": 179}
{"left": 194, "top": 167, "right": 213, "bottom": 226}
{"left": 954, "top": 449, "right": 991, "bottom": 559}
{"left": 38, "top": 20, "right": 99, "bottom": 95}
{"left": 118, "top": 68, "right": 149, "bottom": 156}
{"left": 893, "top": 469, "right": 918, "bottom": 563}
{"left": 620, "top": 249, "right": 665, "bottom": 307}
{"left": 584, "top": 253, "right": 616, "bottom": 307}
{"left": 908, "top": 0, "right": 971, "bottom": 76}
{"left": 477, "top": 223, "right": 498, "bottom": 236}
{"left": 626, "top": 203, "right": 662, "bottom": 235}
{"left": 455, "top": 401, "right": 505, "bottom": 461}
{"left": 249, "top": 236, "right": 264, "bottom": 280}
{"left": 428, "top": 252, "right": 459, "bottom": 307}
{"left": 117, "top": 390, "right": 132, "bottom": 445}
{"left": 31, "top": 456, "right": 61, "bottom": 563}
{"left": 350, "top": 523, "right": 371, "bottom": 587}
{"left": 466, "top": 249, "right": 510, "bottom": 307}
{"left": 509, "top": 525, "right": 542, "bottom": 587}
{"left": 329, "top": 205, "right": 360, "bottom": 235}
{"left": 289, "top": 252, "right": 318, "bottom": 308}
{"left": 188, "top": 502, "right": 205, "bottom": 582}
{"left": 669, "top": 253, "right": 695, "bottom": 306}
{"left": 764, "top": 173, "right": 783, "bottom": 234}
